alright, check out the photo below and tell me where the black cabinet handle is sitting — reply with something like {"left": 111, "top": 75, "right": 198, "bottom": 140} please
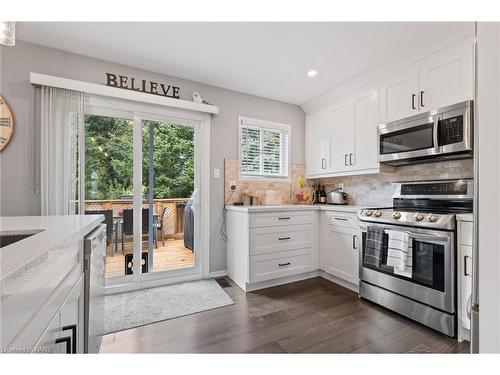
{"left": 55, "top": 336, "right": 72, "bottom": 354}
{"left": 278, "top": 217, "right": 291, "bottom": 220}
{"left": 334, "top": 217, "right": 348, "bottom": 221}
{"left": 62, "top": 324, "right": 77, "bottom": 354}
{"left": 352, "top": 235, "right": 358, "bottom": 250}
{"left": 278, "top": 262, "right": 291, "bottom": 267}
{"left": 464, "top": 255, "right": 471, "bottom": 276}
{"left": 349, "top": 153, "right": 354, "bottom": 166}
{"left": 344, "top": 154, "right": 348, "bottom": 166}
{"left": 278, "top": 237, "right": 291, "bottom": 241}
{"left": 411, "top": 94, "right": 416, "bottom": 110}
{"left": 420, "top": 91, "right": 425, "bottom": 107}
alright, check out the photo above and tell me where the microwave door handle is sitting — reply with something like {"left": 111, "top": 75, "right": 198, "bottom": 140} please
{"left": 433, "top": 116, "right": 440, "bottom": 152}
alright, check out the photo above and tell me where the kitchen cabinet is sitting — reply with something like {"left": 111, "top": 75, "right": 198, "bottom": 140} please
{"left": 305, "top": 109, "right": 329, "bottom": 176}
{"left": 34, "top": 275, "right": 84, "bottom": 354}
{"left": 227, "top": 207, "right": 319, "bottom": 292}
{"left": 320, "top": 212, "right": 360, "bottom": 286}
{"left": 379, "top": 66, "right": 420, "bottom": 123}
{"left": 457, "top": 216, "right": 473, "bottom": 342}
{"left": 306, "top": 88, "right": 382, "bottom": 178}
{"left": 380, "top": 36, "right": 475, "bottom": 123}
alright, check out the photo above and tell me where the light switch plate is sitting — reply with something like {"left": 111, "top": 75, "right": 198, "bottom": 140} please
{"left": 338, "top": 183, "right": 344, "bottom": 191}
{"left": 213, "top": 168, "right": 220, "bottom": 179}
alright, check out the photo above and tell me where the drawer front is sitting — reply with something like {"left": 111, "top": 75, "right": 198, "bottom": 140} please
{"left": 249, "top": 248, "right": 314, "bottom": 283}
{"left": 460, "top": 221, "right": 473, "bottom": 246}
{"left": 324, "top": 212, "right": 358, "bottom": 228}
{"left": 250, "top": 224, "right": 314, "bottom": 256}
{"left": 249, "top": 211, "right": 315, "bottom": 228}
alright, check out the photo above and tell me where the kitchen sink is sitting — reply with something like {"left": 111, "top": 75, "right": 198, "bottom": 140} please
{"left": 0, "top": 232, "right": 42, "bottom": 248}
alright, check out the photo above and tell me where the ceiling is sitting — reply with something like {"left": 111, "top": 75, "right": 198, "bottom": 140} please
{"left": 16, "top": 22, "right": 472, "bottom": 105}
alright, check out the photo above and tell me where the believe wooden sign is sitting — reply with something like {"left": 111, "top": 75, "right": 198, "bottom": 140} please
{"left": 105, "top": 73, "right": 180, "bottom": 99}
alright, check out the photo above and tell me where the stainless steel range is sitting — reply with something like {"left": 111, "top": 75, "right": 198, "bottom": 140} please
{"left": 358, "top": 179, "right": 473, "bottom": 337}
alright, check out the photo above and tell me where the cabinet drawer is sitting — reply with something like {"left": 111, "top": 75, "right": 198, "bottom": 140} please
{"left": 249, "top": 249, "right": 314, "bottom": 283}
{"left": 324, "top": 212, "right": 358, "bottom": 228}
{"left": 250, "top": 224, "right": 314, "bottom": 256}
{"left": 460, "top": 221, "right": 473, "bottom": 246}
{"left": 249, "top": 211, "right": 315, "bottom": 228}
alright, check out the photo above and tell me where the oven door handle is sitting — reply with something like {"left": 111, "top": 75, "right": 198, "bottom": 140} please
{"left": 408, "top": 233, "right": 451, "bottom": 243}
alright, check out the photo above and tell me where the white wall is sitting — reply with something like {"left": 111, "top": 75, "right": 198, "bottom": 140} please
{"left": 476, "top": 22, "right": 500, "bottom": 353}
{"left": 0, "top": 41, "right": 305, "bottom": 273}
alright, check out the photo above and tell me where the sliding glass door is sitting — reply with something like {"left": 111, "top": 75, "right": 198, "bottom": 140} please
{"left": 81, "top": 104, "right": 202, "bottom": 288}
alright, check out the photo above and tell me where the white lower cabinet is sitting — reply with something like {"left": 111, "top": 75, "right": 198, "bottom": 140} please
{"left": 457, "top": 216, "right": 474, "bottom": 342}
{"left": 227, "top": 209, "right": 319, "bottom": 292}
{"left": 320, "top": 212, "right": 360, "bottom": 287}
{"left": 227, "top": 208, "right": 360, "bottom": 292}
{"left": 34, "top": 275, "right": 85, "bottom": 354}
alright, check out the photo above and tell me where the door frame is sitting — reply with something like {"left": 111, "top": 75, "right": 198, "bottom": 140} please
{"left": 82, "top": 95, "right": 211, "bottom": 294}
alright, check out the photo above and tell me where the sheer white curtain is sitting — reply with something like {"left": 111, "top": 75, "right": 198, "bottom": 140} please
{"left": 40, "top": 86, "right": 84, "bottom": 215}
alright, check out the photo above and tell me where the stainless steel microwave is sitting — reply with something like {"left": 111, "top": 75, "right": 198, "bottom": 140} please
{"left": 378, "top": 101, "right": 473, "bottom": 166}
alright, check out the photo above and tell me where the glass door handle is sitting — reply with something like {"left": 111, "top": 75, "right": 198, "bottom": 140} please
{"left": 55, "top": 336, "right": 72, "bottom": 354}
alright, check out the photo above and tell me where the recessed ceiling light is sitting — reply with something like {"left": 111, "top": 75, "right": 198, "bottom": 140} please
{"left": 307, "top": 70, "right": 318, "bottom": 78}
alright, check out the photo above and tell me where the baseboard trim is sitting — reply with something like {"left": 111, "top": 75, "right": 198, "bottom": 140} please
{"left": 209, "top": 270, "right": 228, "bottom": 278}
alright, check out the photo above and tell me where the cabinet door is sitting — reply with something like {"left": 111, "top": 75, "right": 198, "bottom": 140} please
{"left": 34, "top": 312, "right": 62, "bottom": 354}
{"left": 59, "top": 275, "right": 85, "bottom": 353}
{"left": 323, "top": 225, "right": 360, "bottom": 285}
{"left": 459, "top": 244, "right": 473, "bottom": 331}
{"left": 353, "top": 89, "right": 380, "bottom": 171}
{"left": 329, "top": 101, "right": 354, "bottom": 172}
{"left": 419, "top": 38, "right": 474, "bottom": 110}
{"left": 305, "top": 109, "right": 329, "bottom": 176}
{"left": 380, "top": 66, "right": 419, "bottom": 123}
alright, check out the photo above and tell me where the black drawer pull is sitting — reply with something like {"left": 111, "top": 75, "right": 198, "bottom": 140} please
{"left": 278, "top": 262, "right": 291, "bottom": 267}
{"left": 62, "top": 324, "right": 77, "bottom": 354}
{"left": 334, "top": 217, "right": 348, "bottom": 221}
{"left": 278, "top": 237, "right": 291, "bottom": 241}
{"left": 278, "top": 217, "right": 291, "bottom": 220}
{"left": 55, "top": 336, "right": 71, "bottom": 354}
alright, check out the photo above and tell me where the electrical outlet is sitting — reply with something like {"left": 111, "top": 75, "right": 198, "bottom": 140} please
{"left": 213, "top": 168, "right": 220, "bottom": 179}
{"left": 230, "top": 181, "right": 236, "bottom": 191}
{"left": 338, "top": 183, "right": 344, "bottom": 192}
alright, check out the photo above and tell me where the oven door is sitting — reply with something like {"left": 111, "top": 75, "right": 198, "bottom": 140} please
{"left": 378, "top": 114, "right": 440, "bottom": 163}
{"left": 360, "top": 223, "right": 455, "bottom": 313}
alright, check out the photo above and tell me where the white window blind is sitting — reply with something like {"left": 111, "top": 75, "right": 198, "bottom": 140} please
{"left": 239, "top": 117, "right": 290, "bottom": 178}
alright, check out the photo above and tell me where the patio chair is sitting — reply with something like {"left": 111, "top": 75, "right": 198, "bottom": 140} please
{"left": 121, "top": 208, "right": 157, "bottom": 253}
{"left": 155, "top": 206, "right": 169, "bottom": 246}
{"left": 85, "top": 209, "right": 115, "bottom": 254}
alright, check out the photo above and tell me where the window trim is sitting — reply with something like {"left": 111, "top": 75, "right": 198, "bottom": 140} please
{"left": 238, "top": 116, "right": 291, "bottom": 180}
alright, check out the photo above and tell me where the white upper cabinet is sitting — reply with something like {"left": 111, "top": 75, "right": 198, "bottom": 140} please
{"left": 380, "top": 37, "right": 475, "bottom": 123}
{"left": 305, "top": 109, "right": 329, "bottom": 176}
{"left": 352, "top": 88, "right": 380, "bottom": 171}
{"left": 419, "top": 38, "right": 474, "bottom": 110}
{"left": 329, "top": 101, "right": 354, "bottom": 172}
{"left": 380, "top": 66, "right": 419, "bottom": 123}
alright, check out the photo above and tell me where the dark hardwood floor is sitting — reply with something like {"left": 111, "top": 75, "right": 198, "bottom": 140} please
{"left": 100, "top": 277, "right": 470, "bottom": 353}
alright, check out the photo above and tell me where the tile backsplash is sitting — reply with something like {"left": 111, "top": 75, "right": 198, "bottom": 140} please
{"left": 225, "top": 158, "right": 473, "bottom": 207}
{"left": 313, "top": 159, "right": 474, "bottom": 207}
{"left": 224, "top": 159, "right": 313, "bottom": 205}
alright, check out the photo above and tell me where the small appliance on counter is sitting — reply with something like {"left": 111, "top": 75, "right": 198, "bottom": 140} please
{"left": 327, "top": 189, "right": 348, "bottom": 205}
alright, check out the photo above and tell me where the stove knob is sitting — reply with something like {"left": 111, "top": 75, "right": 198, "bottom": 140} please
{"left": 414, "top": 214, "right": 424, "bottom": 221}
{"left": 364, "top": 210, "right": 373, "bottom": 216}
{"left": 427, "top": 214, "right": 439, "bottom": 222}
{"left": 373, "top": 210, "right": 382, "bottom": 217}
{"left": 392, "top": 211, "right": 401, "bottom": 219}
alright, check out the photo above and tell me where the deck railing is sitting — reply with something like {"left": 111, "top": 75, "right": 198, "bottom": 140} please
{"left": 84, "top": 198, "right": 190, "bottom": 238}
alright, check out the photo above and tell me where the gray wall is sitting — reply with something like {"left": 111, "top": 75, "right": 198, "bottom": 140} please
{"left": 0, "top": 41, "right": 305, "bottom": 273}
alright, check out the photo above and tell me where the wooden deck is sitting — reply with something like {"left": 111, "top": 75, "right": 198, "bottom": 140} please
{"left": 105, "top": 239, "right": 194, "bottom": 277}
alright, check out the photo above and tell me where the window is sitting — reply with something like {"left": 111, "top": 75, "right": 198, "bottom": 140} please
{"left": 239, "top": 117, "right": 290, "bottom": 178}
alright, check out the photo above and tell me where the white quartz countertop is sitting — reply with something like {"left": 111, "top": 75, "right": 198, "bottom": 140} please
{"left": 225, "top": 204, "right": 365, "bottom": 213}
{"left": 0, "top": 215, "right": 103, "bottom": 281}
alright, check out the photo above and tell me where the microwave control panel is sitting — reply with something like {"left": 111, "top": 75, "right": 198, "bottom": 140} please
{"left": 440, "top": 115, "right": 464, "bottom": 145}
